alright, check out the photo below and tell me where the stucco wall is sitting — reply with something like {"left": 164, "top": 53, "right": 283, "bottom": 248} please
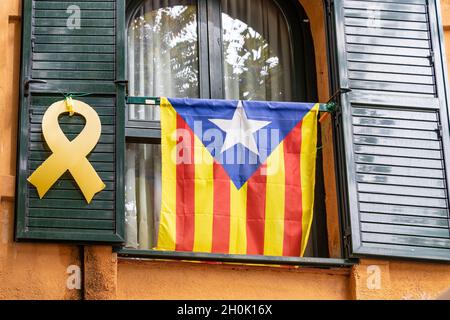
{"left": 117, "top": 259, "right": 350, "bottom": 299}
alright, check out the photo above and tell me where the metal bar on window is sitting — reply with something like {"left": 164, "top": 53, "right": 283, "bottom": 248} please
{"left": 117, "top": 248, "right": 356, "bottom": 267}
{"left": 125, "top": 96, "right": 333, "bottom": 112}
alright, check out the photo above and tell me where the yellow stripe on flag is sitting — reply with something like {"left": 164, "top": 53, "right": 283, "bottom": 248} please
{"left": 193, "top": 135, "right": 214, "bottom": 252}
{"left": 229, "top": 182, "right": 247, "bottom": 254}
{"left": 263, "top": 142, "right": 285, "bottom": 256}
{"left": 300, "top": 103, "right": 319, "bottom": 256}
{"left": 156, "top": 98, "right": 177, "bottom": 251}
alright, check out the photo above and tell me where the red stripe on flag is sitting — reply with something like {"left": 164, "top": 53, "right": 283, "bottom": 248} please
{"left": 283, "top": 121, "right": 303, "bottom": 256}
{"left": 246, "top": 164, "right": 267, "bottom": 255}
{"left": 211, "top": 162, "right": 230, "bottom": 253}
{"left": 175, "top": 114, "right": 195, "bottom": 252}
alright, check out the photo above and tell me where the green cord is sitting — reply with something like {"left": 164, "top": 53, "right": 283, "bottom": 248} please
{"left": 325, "top": 101, "right": 337, "bottom": 113}
{"left": 58, "top": 89, "right": 92, "bottom": 100}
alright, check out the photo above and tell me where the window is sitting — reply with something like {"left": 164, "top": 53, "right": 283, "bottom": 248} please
{"left": 124, "top": 0, "right": 324, "bottom": 256}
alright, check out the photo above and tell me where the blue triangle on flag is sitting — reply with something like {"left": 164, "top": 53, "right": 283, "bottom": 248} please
{"left": 169, "top": 98, "right": 315, "bottom": 189}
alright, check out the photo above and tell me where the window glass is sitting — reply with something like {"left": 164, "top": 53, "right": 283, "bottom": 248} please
{"left": 128, "top": 0, "right": 199, "bottom": 121}
{"left": 126, "top": 0, "right": 199, "bottom": 249}
{"left": 221, "top": 0, "right": 294, "bottom": 101}
{"left": 125, "top": 143, "right": 161, "bottom": 249}
{"left": 124, "top": 0, "right": 317, "bottom": 254}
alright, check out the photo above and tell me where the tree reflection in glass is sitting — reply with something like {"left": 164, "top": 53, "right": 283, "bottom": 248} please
{"left": 221, "top": 0, "right": 293, "bottom": 102}
{"left": 128, "top": 1, "right": 199, "bottom": 121}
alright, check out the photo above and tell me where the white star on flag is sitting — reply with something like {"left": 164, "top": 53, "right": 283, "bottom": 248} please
{"left": 209, "top": 101, "right": 271, "bottom": 156}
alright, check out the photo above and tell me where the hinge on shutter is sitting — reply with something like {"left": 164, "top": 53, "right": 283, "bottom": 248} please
{"left": 326, "top": 87, "right": 350, "bottom": 127}
{"left": 24, "top": 78, "right": 47, "bottom": 96}
{"left": 115, "top": 79, "right": 129, "bottom": 95}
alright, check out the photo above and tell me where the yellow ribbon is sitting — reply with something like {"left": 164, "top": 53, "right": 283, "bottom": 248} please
{"left": 28, "top": 99, "right": 106, "bottom": 204}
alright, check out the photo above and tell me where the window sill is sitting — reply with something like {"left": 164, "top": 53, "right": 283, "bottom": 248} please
{"left": 116, "top": 248, "right": 356, "bottom": 268}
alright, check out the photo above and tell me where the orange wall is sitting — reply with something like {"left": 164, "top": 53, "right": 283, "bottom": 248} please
{"left": 0, "top": 0, "right": 449, "bottom": 300}
{"left": 0, "top": 1, "right": 81, "bottom": 300}
{"left": 117, "top": 259, "right": 350, "bottom": 300}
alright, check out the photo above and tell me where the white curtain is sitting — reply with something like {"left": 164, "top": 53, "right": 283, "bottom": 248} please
{"left": 125, "top": 144, "right": 161, "bottom": 249}
{"left": 125, "top": 0, "right": 198, "bottom": 249}
{"left": 221, "top": 0, "right": 293, "bottom": 102}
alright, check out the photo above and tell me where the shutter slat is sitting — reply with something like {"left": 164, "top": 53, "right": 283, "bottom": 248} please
{"left": 361, "top": 213, "right": 449, "bottom": 228}
{"left": 34, "top": 27, "right": 114, "bottom": 36}
{"left": 35, "top": 10, "right": 115, "bottom": 19}
{"left": 348, "top": 36, "right": 430, "bottom": 49}
{"left": 347, "top": 44, "right": 430, "bottom": 58}
{"left": 35, "top": 1, "right": 115, "bottom": 10}
{"left": 349, "top": 81, "right": 435, "bottom": 95}
{"left": 33, "top": 53, "right": 115, "bottom": 62}
{"left": 356, "top": 164, "right": 444, "bottom": 179}
{"left": 28, "top": 218, "right": 114, "bottom": 230}
{"left": 352, "top": 107, "right": 437, "bottom": 121}
{"left": 348, "top": 62, "right": 433, "bottom": 75}
{"left": 353, "top": 126, "right": 438, "bottom": 140}
{"left": 29, "top": 199, "right": 114, "bottom": 210}
{"left": 35, "top": 19, "right": 115, "bottom": 28}
{"left": 33, "top": 61, "right": 115, "bottom": 71}
{"left": 355, "top": 154, "right": 443, "bottom": 169}
{"left": 359, "top": 193, "right": 447, "bottom": 208}
{"left": 362, "top": 233, "right": 450, "bottom": 250}
{"left": 345, "top": 26, "right": 429, "bottom": 40}
{"left": 355, "top": 145, "right": 441, "bottom": 160}
{"left": 345, "top": 17, "right": 428, "bottom": 31}
{"left": 29, "top": 208, "right": 114, "bottom": 220}
{"left": 356, "top": 174, "right": 445, "bottom": 189}
{"left": 31, "top": 70, "right": 115, "bottom": 80}
{"left": 349, "top": 71, "right": 433, "bottom": 85}
{"left": 34, "top": 44, "right": 115, "bottom": 54}
{"left": 358, "top": 183, "right": 446, "bottom": 198}
{"left": 362, "top": 222, "right": 449, "bottom": 238}
{"left": 354, "top": 136, "right": 441, "bottom": 150}
{"left": 360, "top": 202, "right": 449, "bottom": 218}
{"left": 343, "top": 0, "right": 427, "bottom": 13}
{"left": 35, "top": 35, "right": 115, "bottom": 45}
{"left": 344, "top": 8, "right": 427, "bottom": 22}
{"left": 353, "top": 117, "right": 437, "bottom": 131}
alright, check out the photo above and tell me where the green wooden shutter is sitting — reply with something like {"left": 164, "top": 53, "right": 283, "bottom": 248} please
{"left": 332, "top": 0, "right": 450, "bottom": 261}
{"left": 15, "top": 0, "right": 125, "bottom": 243}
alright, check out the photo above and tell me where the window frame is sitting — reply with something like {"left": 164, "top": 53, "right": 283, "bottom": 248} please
{"left": 118, "top": 0, "right": 354, "bottom": 267}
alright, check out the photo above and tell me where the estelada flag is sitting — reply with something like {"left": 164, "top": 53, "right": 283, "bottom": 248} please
{"left": 156, "top": 97, "right": 319, "bottom": 257}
